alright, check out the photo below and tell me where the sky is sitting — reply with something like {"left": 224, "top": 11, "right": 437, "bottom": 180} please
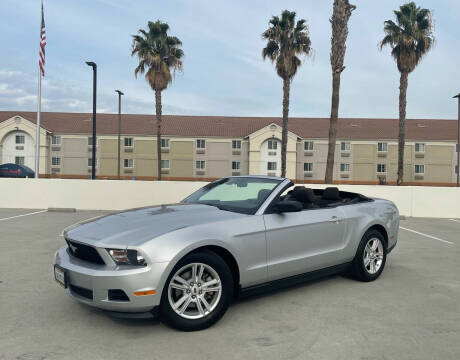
{"left": 0, "top": 0, "right": 459, "bottom": 119}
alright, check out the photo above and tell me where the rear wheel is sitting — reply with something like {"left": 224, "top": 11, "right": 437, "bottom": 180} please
{"left": 160, "top": 251, "right": 233, "bottom": 331}
{"left": 351, "top": 229, "right": 387, "bottom": 282}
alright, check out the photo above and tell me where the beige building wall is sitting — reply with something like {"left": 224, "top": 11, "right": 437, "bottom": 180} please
{"left": 57, "top": 136, "right": 90, "bottom": 176}
{"left": 193, "top": 138, "right": 249, "bottom": 179}
{"left": 1, "top": 114, "right": 458, "bottom": 185}
{"left": 99, "top": 138, "right": 117, "bottom": 176}
{"left": 248, "top": 124, "right": 297, "bottom": 178}
{"left": 423, "top": 144, "right": 452, "bottom": 183}
{"left": 296, "top": 140, "right": 354, "bottom": 183}
{"left": 165, "top": 140, "right": 194, "bottom": 178}
{"left": 0, "top": 115, "right": 49, "bottom": 174}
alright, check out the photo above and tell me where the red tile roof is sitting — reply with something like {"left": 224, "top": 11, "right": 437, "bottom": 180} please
{"left": 0, "top": 111, "right": 457, "bottom": 141}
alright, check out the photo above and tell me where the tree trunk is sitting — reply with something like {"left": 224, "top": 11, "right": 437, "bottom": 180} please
{"left": 325, "top": 0, "right": 355, "bottom": 184}
{"left": 325, "top": 71, "right": 341, "bottom": 184}
{"left": 281, "top": 77, "right": 290, "bottom": 178}
{"left": 155, "top": 89, "right": 162, "bottom": 181}
{"left": 397, "top": 71, "right": 408, "bottom": 186}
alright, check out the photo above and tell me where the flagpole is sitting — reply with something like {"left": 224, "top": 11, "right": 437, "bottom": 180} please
{"left": 35, "top": 0, "right": 44, "bottom": 179}
{"left": 35, "top": 66, "right": 42, "bottom": 178}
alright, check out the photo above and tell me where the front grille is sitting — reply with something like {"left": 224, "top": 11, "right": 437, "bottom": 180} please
{"left": 66, "top": 240, "right": 105, "bottom": 265}
{"left": 69, "top": 284, "right": 93, "bottom": 300}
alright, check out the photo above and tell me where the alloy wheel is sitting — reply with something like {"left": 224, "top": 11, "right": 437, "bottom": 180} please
{"left": 363, "top": 237, "right": 384, "bottom": 274}
{"left": 167, "top": 262, "right": 222, "bottom": 320}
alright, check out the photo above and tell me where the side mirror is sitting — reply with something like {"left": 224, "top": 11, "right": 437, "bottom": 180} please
{"left": 273, "top": 200, "right": 303, "bottom": 213}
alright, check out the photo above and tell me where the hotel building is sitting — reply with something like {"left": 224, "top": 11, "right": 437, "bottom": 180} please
{"left": 0, "top": 111, "right": 458, "bottom": 185}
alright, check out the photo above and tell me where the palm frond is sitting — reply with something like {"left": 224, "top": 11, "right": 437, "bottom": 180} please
{"left": 131, "top": 20, "right": 184, "bottom": 91}
{"left": 380, "top": 2, "right": 434, "bottom": 73}
{"left": 262, "top": 10, "right": 312, "bottom": 80}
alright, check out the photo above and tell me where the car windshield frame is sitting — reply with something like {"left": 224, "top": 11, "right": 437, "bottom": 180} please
{"left": 182, "top": 177, "right": 283, "bottom": 215}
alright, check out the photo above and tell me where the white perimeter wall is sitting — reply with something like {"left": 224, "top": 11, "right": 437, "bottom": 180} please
{"left": 0, "top": 178, "right": 459, "bottom": 218}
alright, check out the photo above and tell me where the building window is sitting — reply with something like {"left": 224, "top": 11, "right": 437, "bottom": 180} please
{"left": 304, "top": 162, "right": 313, "bottom": 172}
{"left": 51, "top": 135, "right": 61, "bottom": 145}
{"left": 196, "top": 160, "right": 206, "bottom": 169}
{"left": 88, "top": 137, "right": 93, "bottom": 146}
{"left": 51, "top": 157, "right": 61, "bottom": 166}
{"left": 268, "top": 139, "right": 278, "bottom": 150}
{"left": 456, "top": 165, "right": 459, "bottom": 175}
{"left": 88, "top": 158, "right": 97, "bottom": 167}
{"left": 415, "top": 143, "right": 425, "bottom": 153}
{"left": 304, "top": 141, "right": 314, "bottom": 151}
{"left": 161, "top": 159, "right": 170, "bottom": 169}
{"left": 232, "top": 140, "right": 241, "bottom": 149}
{"left": 267, "top": 162, "right": 277, "bottom": 171}
{"left": 341, "top": 141, "right": 351, "bottom": 151}
{"left": 124, "top": 137, "right": 133, "bottom": 147}
{"left": 377, "top": 142, "right": 387, "bottom": 152}
{"left": 15, "top": 135, "right": 25, "bottom": 144}
{"left": 15, "top": 156, "right": 25, "bottom": 165}
{"left": 456, "top": 144, "right": 459, "bottom": 153}
{"left": 377, "top": 164, "right": 387, "bottom": 173}
{"left": 124, "top": 159, "right": 134, "bottom": 168}
{"left": 415, "top": 164, "right": 425, "bottom": 174}
{"left": 161, "top": 138, "right": 170, "bottom": 148}
{"left": 196, "top": 139, "right": 206, "bottom": 149}
{"left": 232, "top": 161, "right": 241, "bottom": 170}
{"left": 340, "top": 163, "right": 350, "bottom": 172}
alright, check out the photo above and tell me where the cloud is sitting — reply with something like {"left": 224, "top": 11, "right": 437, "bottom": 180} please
{"left": 0, "top": 0, "right": 459, "bottom": 119}
{"left": 0, "top": 70, "right": 23, "bottom": 78}
{"left": 0, "top": 83, "right": 25, "bottom": 96}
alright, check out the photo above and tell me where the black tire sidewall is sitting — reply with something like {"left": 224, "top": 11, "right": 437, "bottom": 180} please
{"left": 353, "top": 229, "right": 387, "bottom": 282}
{"left": 160, "top": 250, "right": 234, "bottom": 331}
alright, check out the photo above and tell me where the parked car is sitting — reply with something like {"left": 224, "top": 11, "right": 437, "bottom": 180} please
{"left": 0, "top": 163, "right": 35, "bottom": 178}
{"left": 54, "top": 176, "right": 399, "bottom": 331}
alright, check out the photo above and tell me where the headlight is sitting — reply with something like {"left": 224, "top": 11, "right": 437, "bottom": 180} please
{"left": 107, "top": 249, "right": 146, "bottom": 266}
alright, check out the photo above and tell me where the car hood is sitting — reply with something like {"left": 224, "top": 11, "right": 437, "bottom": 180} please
{"left": 64, "top": 203, "right": 246, "bottom": 247}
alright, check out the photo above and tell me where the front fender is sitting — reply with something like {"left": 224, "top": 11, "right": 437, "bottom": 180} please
{"left": 152, "top": 238, "right": 240, "bottom": 303}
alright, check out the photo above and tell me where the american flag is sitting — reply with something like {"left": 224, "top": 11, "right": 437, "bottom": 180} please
{"left": 39, "top": 1, "right": 46, "bottom": 77}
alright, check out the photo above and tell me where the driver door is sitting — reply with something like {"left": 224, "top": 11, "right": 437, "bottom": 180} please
{"left": 263, "top": 206, "right": 346, "bottom": 281}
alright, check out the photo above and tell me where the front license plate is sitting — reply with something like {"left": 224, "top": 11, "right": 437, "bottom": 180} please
{"left": 54, "top": 265, "right": 67, "bottom": 288}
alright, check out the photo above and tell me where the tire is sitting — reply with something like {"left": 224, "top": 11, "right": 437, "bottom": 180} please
{"left": 351, "top": 229, "right": 387, "bottom": 282}
{"left": 160, "top": 250, "right": 234, "bottom": 331}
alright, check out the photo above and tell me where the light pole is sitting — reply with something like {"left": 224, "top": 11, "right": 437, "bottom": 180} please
{"left": 86, "top": 61, "right": 97, "bottom": 180}
{"left": 115, "top": 90, "right": 124, "bottom": 180}
{"left": 454, "top": 94, "right": 460, "bottom": 187}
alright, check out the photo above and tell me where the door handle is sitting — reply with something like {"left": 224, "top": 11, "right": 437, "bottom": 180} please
{"left": 329, "top": 216, "right": 342, "bottom": 224}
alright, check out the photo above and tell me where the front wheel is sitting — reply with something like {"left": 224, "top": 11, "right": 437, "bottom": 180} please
{"left": 160, "top": 251, "right": 234, "bottom": 331}
{"left": 351, "top": 229, "right": 387, "bottom": 282}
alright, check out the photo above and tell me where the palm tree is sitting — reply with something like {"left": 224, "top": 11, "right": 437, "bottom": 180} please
{"left": 262, "top": 10, "right": 312, "bottom": 178}
{"left": 325, "top": 0, "right": 356, "bottom": 184}
{"left": 380, "top": 2, "right": 434, "bottom": 185}
{"left": 131, "top": 21, "right": 184, "bottom": 180}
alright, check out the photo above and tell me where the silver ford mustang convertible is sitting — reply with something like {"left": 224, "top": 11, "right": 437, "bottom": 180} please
{"left": 54, "top": 176, "right": 399, "bottom": 331}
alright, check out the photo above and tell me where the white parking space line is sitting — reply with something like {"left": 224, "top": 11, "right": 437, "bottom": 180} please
{"left": 448, "top": 219, "right": 460, "bottom": 223}
{"left": 399, "top": 226, "right": 455, "bottom": 245}
{"left": 0, "top": 210, "right": 47, "bottom": 222}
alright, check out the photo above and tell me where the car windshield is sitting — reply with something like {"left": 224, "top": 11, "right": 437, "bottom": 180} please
{"left": 183, "top": 177, "right": 282, "bottom": 214}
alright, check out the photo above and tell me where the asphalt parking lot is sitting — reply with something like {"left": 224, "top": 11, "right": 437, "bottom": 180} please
{"left": 0, "top": 209, "right": 459, "bottom": 360}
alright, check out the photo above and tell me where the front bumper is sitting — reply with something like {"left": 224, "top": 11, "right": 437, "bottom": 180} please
{"left": 54, "top": 247, "right": 169, "bottom": 313}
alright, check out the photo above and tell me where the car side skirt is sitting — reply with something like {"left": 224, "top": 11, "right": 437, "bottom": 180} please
{"left": 238, "top": 262, "right": 352, "bottom": 299}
